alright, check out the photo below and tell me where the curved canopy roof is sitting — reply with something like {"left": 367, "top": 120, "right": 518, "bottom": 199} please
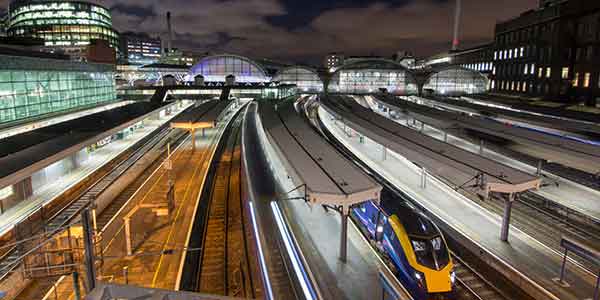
{"left": 272, "top": 66, "right": 323, "bottom": 92}
{"left": 328, "top": 58, "right": 418, "bottom": 95}
{"left": 189, "top": 54, "right": 269, "bottom": 83}
{"left": 424, "top": 66, "right": 489, "bottom": 95}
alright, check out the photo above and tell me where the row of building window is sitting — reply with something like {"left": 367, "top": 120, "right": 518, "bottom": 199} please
{"left": 492, "top": 72, "right": 599, "bottom": 93}
{"left": 461, "top": 62, "right": 493, "bottom": 72}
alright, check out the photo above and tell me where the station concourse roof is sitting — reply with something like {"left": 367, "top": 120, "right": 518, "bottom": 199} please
{"left": 258, "top": 97, "right": 381, "bottom": 208}
{"left": 321, "top": 95, "right": 541, "bottom": 196}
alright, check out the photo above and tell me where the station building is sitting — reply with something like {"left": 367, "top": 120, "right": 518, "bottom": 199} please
{"left": 493, "top": 0, "right": 600, "bottom": 106}
{"left": 5, "top": 0, "right": 119, "bottom": 60}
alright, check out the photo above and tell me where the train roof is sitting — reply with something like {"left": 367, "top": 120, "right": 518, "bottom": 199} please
{"left": 381, "top": 197, "right": 440, "bottom": 238}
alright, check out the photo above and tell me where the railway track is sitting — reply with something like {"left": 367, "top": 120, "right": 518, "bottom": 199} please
{"left": 184, "top": 112, "right": 258, "bottom": 298}
{"left": 475, "top": 192, "right": 600, "bottom": 273}
{"left": 452, "top": 253, "right": 508, "bottom": 300}
{"left": 0, "top": 121, "right": 178, "bottom": 281}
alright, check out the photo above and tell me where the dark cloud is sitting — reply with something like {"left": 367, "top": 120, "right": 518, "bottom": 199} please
{"left": 0, "top": 0, "right": 538, "bottom": 64}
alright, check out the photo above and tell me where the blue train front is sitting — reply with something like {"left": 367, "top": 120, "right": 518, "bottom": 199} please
{"left": 353, "top": 200, "right": 455, "bottom": 300}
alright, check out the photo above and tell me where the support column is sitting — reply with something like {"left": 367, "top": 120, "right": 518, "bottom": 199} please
{"left": 500, "top": 193, "right": 514, "bottom": 242}
{"left": 191, "top": 128, "right": 196, "bottom": 151}
{"left": 382, "top": 146, "right": 387, "bottom": 161}
{"left": 73, "top": 271, "right": 81, "bottom": 300}
{"left": 202, "top": 128, "right": 205, "bottom": 137}
{"left": 479, "top": 139, "right": 485, "bottom": 155}
{"left": 421, "top": 167, "right": 427, "bottom": 189}
{"left": 444, "top": 132, "right": 448, "bottom": 143}
{"left": 340, "top": 207, "right": 349, "bottom": 263}
{"left": 124, "top": 217, "right": 132, "bottom": 256}
{"left": 537, "top": 160, "right": 543, "bottom": 176}
{"left": 420, "top": 122, "right": 425, "bottom": 132}
{"left": 81, "top": 208, "right": 97, "bottom": 292}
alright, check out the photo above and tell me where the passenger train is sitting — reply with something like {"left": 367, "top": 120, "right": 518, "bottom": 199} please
{"left": 353, "top": 198, "right": 455, "bottom": 299}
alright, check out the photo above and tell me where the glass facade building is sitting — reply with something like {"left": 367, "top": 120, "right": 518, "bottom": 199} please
{"left": 328, "top": 60, "right": 418, "bottom": 95}
{"left": 0, "top": 54, "right": 117, "bottom": 125}
{"left": 423, "top": 67, "right": 489, "bottom": 95}
{"left": 272, "top": 66, "right": 324, "bottom": 93}
{"left": 189, "top": 54, "right": 270, "bottom": 83}
{"left": 6, "top": 0, "right": 119, "bottom": 57}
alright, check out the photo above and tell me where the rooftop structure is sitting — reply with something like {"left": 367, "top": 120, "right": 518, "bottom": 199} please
{"left": 272, "top": 66, "right": 324, "bottom": 93}
{"left": 189, "top": 54, "right": 270, "bottom": 83}
{"left": 0, "top": 50, "right": 116, "bottom": 127}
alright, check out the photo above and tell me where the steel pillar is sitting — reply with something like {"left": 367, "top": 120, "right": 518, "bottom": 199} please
{"left": 537, "top": 160, "right": 543, "bottom": 176}
{"left": 421, "top": 167, "right": 427, "bottom": 189}
{"left": 444, "top": 132, "right": 448, "bottom": 143}
{"left": 340, "top": 208, "right": 349, "bottom": 263}
{"left": 382, "top": 146, "right": 387, "bottom": 161}
{"left": 81, "top": 209, "right": 97, "bottom": 292}
{"left": 479, "top": 139, "right": 485, "bottom": 155}
{"left": 73, "top": 271, "right": 81, "bottom": 300}
{"left": 500, "top": 194, "right": 514, "bottom": 242}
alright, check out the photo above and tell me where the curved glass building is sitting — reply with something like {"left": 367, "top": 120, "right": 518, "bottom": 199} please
{"left": 188, "top": 54, "right": 270, "bottom": 83}
{"left": 423, "top": 67, "right": 489, "bottom": 95}
{"left": 328, "top": 59, "right": 418, "bottom": 95}
{"left": 6, "top": 0, "right": 119, "bottom": 56}
{"left": 272, "top": 66, "right": 323, "bottom": 92}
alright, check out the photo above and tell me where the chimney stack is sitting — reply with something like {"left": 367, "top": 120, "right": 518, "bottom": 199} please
{"left": 166, "top": 11, "right": 173, "bottom": 53}
{"left": 452, "top": 0, "right": 462, "bottom": 51}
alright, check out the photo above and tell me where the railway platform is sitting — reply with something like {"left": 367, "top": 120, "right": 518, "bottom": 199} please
{"left": 318, "top": 102, "right": 599, "bottom": 300}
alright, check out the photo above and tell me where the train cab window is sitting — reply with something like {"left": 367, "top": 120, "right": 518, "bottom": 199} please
{"left": 410, "top": 236, "right": 450, "bottom": 270}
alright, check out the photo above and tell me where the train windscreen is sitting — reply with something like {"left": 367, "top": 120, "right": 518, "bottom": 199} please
{"left": 410, "top": 236, "right": 450, "bottom": 270}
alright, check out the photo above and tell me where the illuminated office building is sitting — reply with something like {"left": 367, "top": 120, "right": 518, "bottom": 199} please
{"left": 6, "top": 0, "right": 119, "bottom": 60}
{"left": 120, "top": 32, "right": 161, "bottom": 65}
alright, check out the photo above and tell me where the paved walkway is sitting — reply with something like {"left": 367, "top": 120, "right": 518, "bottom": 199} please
{"left": 0, "top": 103, "right": 191, "bottom": 236}
{"left": 320, "top": 106, "right": 598, "bottom": 300}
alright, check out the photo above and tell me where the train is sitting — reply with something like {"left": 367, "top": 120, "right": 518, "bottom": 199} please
{"left": 352, "top": 198, "right": 455, "bottom": 300}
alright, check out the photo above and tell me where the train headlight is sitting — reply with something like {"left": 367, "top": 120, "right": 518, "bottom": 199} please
{"left": 414, "top": 270, "right": 427, "bottom": 290}
{"left": 450, "top": 270, "right": 456, "bottom": 285}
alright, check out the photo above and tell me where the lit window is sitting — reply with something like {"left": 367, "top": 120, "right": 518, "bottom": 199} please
{"left": 584, "top": 73, "right": 591, "bottom": 88}
{"left": 519, "top": 47, "right": 524, "bottom": 57}
{"left": 494, "top": 51, "right": 498, "bottom": 60}
{"left": 509, "top": 49, "right": 513, "bottom": 59}
{"left": 492, "top": 66, "right": 497, "bottom": 75}
{"left": 524, "top": 64, "right": 529, "bottom": 74}
{"left": 538, "top": 67, "right": 543, "bottom": 78}
{"left": 522, "top": 82, "right": 528, "bottom": 92}
{"left": 546, "top": 67, "right": 551, "bottom": 78}
{"left": 573, "top": 72, "right": 579, "bottom": 87}
{"left": 561, "top": 67, "right": 569, "bottom": 79}
{"left": 491, "top": 80, "right": 496, "bottom": 89}
{"left": 530, "top": 64, "right": 536, "bottom": 75}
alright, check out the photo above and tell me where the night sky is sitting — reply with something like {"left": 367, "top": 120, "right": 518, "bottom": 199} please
{"left": 5, "top": 0, "right": 538, "bottom": 64}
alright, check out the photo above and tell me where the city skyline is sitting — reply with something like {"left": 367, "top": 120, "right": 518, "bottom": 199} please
{"left": 1, "top": 0, "right": 538, "bottom": 63}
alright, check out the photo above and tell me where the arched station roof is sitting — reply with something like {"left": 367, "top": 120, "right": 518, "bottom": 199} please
{"left": 189, "top": 54, "right": 270, "bottom": 83}
{"left": 328, "top": 59, "right": 418, "bottom": 95}
{"left": 272, "top": 66, "right": 324, "bottom": 92}
{"left": 423, "top": 66, "right": 489, "bottom": 95}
